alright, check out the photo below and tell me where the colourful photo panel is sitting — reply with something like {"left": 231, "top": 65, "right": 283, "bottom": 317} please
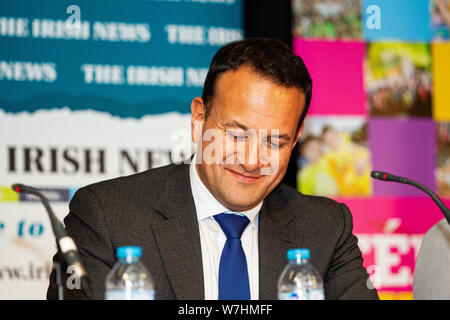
{"left": 366, "top": 42, "right": 432, "bottom": 117}
{"left": 297, "top": 116, "right": 372, "bottom": 197}
{"left": 432, "top": 42, "right": 450, "bottom": 121}
{"left": 292, "top": 0, "right": 362, "bottom": 40}
{"left": 432, "top": 0, "right": 450, "bottom": 40}
{"left": 436, "top": 122, "right": 450, "bottom": 198}
{"left": 363, "top": 0, "right": 432, "bottom": 42}
{"left": 334, "top": 196, "right": 449, "bottom": 299}
{"left": 293, "top": 39, "right": 367, "bottom": 115}
{"left": 369, "top": 118, "right": 436, "bottom": 196}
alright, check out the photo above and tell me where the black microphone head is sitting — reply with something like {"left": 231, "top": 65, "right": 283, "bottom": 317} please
{"left": 11, "top": 183, "right": 42, "bottom": 198}
{"left": 370, "top": 170, "right": 408, "bottom": 184}
{"left": 11, "top": 184, "right": 23, "bottom": 193}
{"left": 370, "top": 171, "right": 382, "bottom": 179}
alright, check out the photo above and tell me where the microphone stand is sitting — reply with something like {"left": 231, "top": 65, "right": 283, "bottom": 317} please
{"left": 54, "top": 252, "right": 64, "bottom": 300}
{"left": 11, "top": 183, "right": 92, "bottom": 299}
{"left": 371, "top": 170, "right": 450, "bottom": 225}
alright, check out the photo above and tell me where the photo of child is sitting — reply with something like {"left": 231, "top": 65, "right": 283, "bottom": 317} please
{"left": 297, "top": 116, "right": 372, "bottom": 197}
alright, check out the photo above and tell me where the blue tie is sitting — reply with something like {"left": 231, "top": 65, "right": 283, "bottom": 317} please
{"left": 214, "top": 213, "right": 251, "bottom": 300}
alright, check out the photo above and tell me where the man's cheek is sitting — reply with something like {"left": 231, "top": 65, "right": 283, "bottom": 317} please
{"left": 224, "top": 140, "right": 239, "bottom": 164}
{"left": 201, "top": 128, "right": 226, "bottom": 164}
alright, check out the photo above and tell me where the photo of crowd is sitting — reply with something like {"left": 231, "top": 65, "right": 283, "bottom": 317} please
{"left": 433, "top": 0, "right": 450, "bottom": 40}
{"left": 437, "top": 122, "right": 450, "bottom": 197}
{"left": 291, "top": 0, "right": 361, "bottom": 39}
{"left": 296, "top": 116, "right": 372, "bottom": 197}
{"left": 366, "top": 42, "right": 432, "bottom": 118}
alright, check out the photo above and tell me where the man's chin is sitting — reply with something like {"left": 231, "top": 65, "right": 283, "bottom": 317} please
{"left": 219, "top": 193, "right": 263, "bottom": 212}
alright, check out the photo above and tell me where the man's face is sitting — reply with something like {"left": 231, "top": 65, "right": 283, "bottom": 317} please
{"left": 191, "top": 65, "right": 305, "bottom": 212}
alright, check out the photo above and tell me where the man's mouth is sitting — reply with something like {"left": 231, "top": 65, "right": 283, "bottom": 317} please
{"left": 226, "top": 168, "right": 261, "bottom": 183}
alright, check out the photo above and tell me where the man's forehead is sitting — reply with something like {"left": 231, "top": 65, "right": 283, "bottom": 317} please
{"left": 213, "top": 67, "right": 305, "bottom": 107}
{"left": 214, "top": 65, "right": 278, "bottom": 94}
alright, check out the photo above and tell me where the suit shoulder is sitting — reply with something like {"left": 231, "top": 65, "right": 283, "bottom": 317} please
{"left": 276, "top": 183, "right": 341, "bottom": 208}
{"left": 77, "top": 162, "right": 185, "bottom": 196}
{"left": 275, "top": 183, "right": 346, "bottom": 223}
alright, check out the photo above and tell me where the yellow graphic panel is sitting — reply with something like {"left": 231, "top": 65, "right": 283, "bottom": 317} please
{"left": 0, "top": 186, "right": 19, "bottom": 202}
{"left": 432, "top": 43, "right": 450, "bottom": 121}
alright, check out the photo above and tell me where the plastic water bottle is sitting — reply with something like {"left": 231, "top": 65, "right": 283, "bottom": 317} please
{"left": 277, "top": 248, "right": 325, "bottom": 300}
{"left": 105, "top": 246, "right": 155, "bottom": 300}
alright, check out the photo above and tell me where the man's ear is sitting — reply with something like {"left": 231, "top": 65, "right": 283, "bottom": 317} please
{"left": 191, "top": 97, "right": 206, "bottom": 143}
{"left": 291, "top": 121, "right": 305, "bottom": 150}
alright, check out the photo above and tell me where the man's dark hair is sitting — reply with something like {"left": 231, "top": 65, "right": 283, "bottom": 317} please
{"left": 202, "top": 37, "right": 312, "bottom": 131}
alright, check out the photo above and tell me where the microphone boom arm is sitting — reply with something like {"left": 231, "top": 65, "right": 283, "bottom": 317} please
{"left": 11, "top": 183, "right": 92, "bottom": 299}
{"left": 371, "top": 171, "right": 450, "bottom": 225}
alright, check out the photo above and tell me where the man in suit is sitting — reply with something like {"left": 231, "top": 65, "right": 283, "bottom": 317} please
{"left": 47, "top": 38, "right": 378, "bottom": 300}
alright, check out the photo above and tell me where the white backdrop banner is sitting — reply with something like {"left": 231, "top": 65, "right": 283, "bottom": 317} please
{"left": 0, "top": 0, "right": 243, "bottom": 299}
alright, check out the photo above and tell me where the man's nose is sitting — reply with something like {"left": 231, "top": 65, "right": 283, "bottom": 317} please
{"left": 240, "top": 138, "right": 264, "bottom": 173}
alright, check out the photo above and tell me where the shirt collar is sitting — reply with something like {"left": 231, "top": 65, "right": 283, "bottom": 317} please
{"left": 189, "top": 153, "right": 263, "bottom": 227}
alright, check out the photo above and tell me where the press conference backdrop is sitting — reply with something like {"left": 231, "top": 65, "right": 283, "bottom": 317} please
{"left": 1, "top": 0, "right": 450, "bottom": 301}
{"left": 0, "top": 0, "right": 243, "bottom": 299}
{"left": 292, "top": 0, "right": 450, "bottom": 299}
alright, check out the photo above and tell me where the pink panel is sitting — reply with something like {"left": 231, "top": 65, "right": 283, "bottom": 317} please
{"left": 333, "top": 197, "right": 449, "bottom": 293}
{"left": 293, "top": 38, "right": 367, "bottom": 116}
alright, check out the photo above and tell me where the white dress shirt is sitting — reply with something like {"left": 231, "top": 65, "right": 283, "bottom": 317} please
{"left": 189, "top": 154, "right": 263, "bottom": 300}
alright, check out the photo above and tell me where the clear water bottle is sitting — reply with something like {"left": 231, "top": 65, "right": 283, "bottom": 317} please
{"left": 277, "top": 248, "right": 325, "bottom": 300}
{"left": 105, "top": 246, "right": 155, "bottom": 300}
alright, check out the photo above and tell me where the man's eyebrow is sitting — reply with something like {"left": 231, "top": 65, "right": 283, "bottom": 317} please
{"left": 222, "top": 120, "right": 292, "bottom": 141}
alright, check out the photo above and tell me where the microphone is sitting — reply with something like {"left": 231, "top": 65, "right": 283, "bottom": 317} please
{"left": 12, "top": 183, "right": 92, "bottom": 299}
{"left": 371, "top": 170, "right": 450, "bottom": 225}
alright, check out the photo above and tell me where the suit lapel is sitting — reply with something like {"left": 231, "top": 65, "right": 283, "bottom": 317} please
{"left": 259, "top": 187, "right": 304, "bottom": 300}
{"left": 152, "top": 164, "right": 305, "bottom": 300}
{"left": 153, "top": 163, "right": 204, "bottom": 300}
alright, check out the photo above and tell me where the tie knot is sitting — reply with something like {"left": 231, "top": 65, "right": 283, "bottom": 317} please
{"left": 214, "top": 213, "right": 250, "bottom": 239}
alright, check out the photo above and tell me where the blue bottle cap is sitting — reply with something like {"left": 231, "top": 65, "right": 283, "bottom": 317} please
{"left": 287, "top": 248, "right": 310, "bottom": 261}
{"left": 117, "top": 246, "right": 142, "bottom": 259}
